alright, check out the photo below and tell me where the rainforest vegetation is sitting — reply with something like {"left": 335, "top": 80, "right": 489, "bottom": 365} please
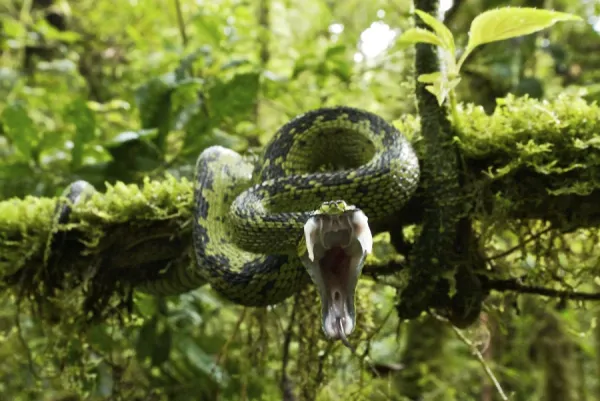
{"left": 1, "top": 0, "right": 600, "bottom": 400}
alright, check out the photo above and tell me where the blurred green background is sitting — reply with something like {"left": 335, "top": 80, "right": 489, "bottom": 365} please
{"left": 1, "top": 0, "right": 600, "bottom": 400}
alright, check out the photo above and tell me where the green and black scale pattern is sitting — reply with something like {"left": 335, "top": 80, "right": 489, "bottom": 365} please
{"left": 114, "top": 107, "right": 420, "bottom": 305}
{"left": 229, "top": 107, "right": 420, "bottom": 255}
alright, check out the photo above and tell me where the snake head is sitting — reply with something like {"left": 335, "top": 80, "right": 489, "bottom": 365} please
{"left": 299, "top": 200, "right": 373, "bottom": 340}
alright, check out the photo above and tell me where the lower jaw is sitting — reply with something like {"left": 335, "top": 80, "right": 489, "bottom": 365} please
{"left": 320, "top": 299, "right": 355, "bottom": 339}
{"left": 301, "top": 241, "right": 366, "bottom": 339}
{"left": 317, "top": 251, "right": 358, "bottom": 339}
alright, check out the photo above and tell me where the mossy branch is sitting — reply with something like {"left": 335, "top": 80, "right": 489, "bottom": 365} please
{"left": 394, "top": 94, "right": 600, "bottom": 229}
{"left": 1, "top": 94, "right": 600, "bottom": 319}
{"left": 397, "top": 0, "right": 466, "bottom": 321}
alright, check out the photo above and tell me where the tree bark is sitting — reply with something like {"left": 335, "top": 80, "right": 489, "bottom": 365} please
{"left": 397, "top": 0, "right": 473, "bottom": 324}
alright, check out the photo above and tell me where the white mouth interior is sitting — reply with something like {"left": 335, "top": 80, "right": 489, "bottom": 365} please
{"left": 301, "top": 209, "right": 373, "bottom": 339}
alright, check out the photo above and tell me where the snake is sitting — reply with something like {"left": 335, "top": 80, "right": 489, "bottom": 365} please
{"left": 55, "top": 106, "right": 420, "bottom": 340}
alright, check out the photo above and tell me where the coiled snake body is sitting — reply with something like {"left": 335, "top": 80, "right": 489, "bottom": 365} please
{"left": 59, "top": 106, "right": 420, "bottom": 339}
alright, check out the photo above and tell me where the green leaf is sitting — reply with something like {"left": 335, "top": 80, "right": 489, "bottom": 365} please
{"left": 208, "top": 72, "right": 259, "bottom": 122}
{"left": 324, "top": 44, "right": 351, "bottom": 83}
{"left": 135, "top": 74, "right": 175, "bottom": 151}
{"left": 414, "top": 10, "right": 455, "bottom": 53}
{"left": 325, "top": 44, "right": 347, "bottom": 59}
{"left": 87, "top": 325, "right": 119, "bottom": 353}
{"left": 175, "top": 47, "right": 212, "bottom": 80}
{"left": 396, "top": 27, "right": 444, "bottom": 48}
{"left": 330, "top": 62, "right": 352, "bottom": 83}
{"left": 194, "top": 14, "right": 224, "bottom": 46}
{"left": 104, "top": 139, "right": 162, "bottom": 181}
{"left": 220, "top": 58, "right": 250, "bottom": 71}
{"left": 136, "top": 74, "right": 175, "bottom": 128}
{"left": 417, "top": 72, "right": 442, "bottom": 84}
{"left": 66, "top": 99, "right": 96, "bottom": 169}
{"left": 1, "top": 102, "right": 37, "bottom": 158}
{"left": 151, "top": 325, "right": 172, "bottom": 366}
{"left": 177, "top": 336, "right": 229, "bottom": 385}
{"left": 136, "top": 317, "right": 158, "bottom": 363}
{"left": 0, "top": 161, "right": 33, "bottom": 183}
{"left": 36, "top": 19, "right": 81, "bottom": 44}
{"left": 418, "top": 72, "right": 461, "bottom": 106}
{"left": 460, "top": 7, "right": 581, "bottom": 69}
{"left": 106, "top": 129, "right": 158, "bottom": 147}
{"left": 292, "top": 56, "right": 318, "bottom": 79}
{"left": 179, "top": 100, "right": 213, "bottom": 156}
{"left": 180, "top": 70, "right": 255, "bottom": 156}
{"left": 3, "top": 18, "right": 27, "bottom": 39}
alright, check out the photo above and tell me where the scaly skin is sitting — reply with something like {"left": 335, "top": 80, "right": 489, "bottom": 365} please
{"left": 230, "top": 107, "right": 420, "bottom": 255}
{"left": 58, "top": 106, "right": 421, "bottom": 307}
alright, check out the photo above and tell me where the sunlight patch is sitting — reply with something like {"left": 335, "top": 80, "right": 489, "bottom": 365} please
{"left": 592, "top": 16, "right": 600, "bottom": 33}
{"left": 356, "top": 21, "right": 397, "bottom": 61}
{"left": 440, "top": 0, "right": 454, "bottom": 14}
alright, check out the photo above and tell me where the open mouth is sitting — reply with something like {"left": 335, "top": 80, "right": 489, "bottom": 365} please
{"left": 300, "top": 204, "right": 373, "bottom": 340}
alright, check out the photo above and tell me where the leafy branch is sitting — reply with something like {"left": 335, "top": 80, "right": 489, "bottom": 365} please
{"left": 397, "top": 7, "right": 582, "bottom": 113}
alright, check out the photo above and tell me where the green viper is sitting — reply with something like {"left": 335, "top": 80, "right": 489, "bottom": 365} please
{"left": 58, "top": 106, "right": 420, "bottom": 340}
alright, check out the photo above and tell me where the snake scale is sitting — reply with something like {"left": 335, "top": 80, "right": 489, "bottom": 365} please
{"left": 56, "top": 106, "right": 420, "bottom": 339}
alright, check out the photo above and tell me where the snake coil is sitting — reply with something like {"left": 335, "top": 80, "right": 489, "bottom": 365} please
{"left": 56, "top": 106, "right": 420, "bottom": 338}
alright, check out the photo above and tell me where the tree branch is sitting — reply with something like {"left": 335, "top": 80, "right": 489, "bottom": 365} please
{"left": 1, "top": 94, "right": 600, "bottom": 316}
{"left": 485, "top": 279, "right": 600, "bottom": 301}
{"left": 362, "top": 262, "right": 405, "bottom": 277}
{"left": 397, "top": 0, "right": 467, "bottom": 321}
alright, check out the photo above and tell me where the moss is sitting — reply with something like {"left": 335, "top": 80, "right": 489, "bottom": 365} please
{"left": 396, "top": 93, "right": 600, "bottom": 197}
{"left": 0, "top": 175, "right": 193, "bottom": 276}
{"left": 1, "top": 94, "right": 600, "bottom": 324}
{"left": 395, "top": 0, "right": 472, "bottom": 325}
{"left": 596, "top": 302, "right": 600, "bottom": 398}
{"left": 0, "top": 175, "right": 194, "bottom": 326}
{"left": 393, "top": 93, "right": 600, "bottom": 240}
{"left": 0, "top": 196, "right": 56, "bottom": 277}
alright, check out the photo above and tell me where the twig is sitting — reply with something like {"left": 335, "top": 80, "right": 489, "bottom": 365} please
{"left": 213, "top": 307, "right": 247, "bottom": 372}
{"left": 451, "top": 324, "right": 509, "bottom": 401}
{"left": 315, "top": 341, "right": 334, "bottom": 387}
{"left": 433, "top": 313, "right": 508, "bottom": 401}
{"left": 485, "top": 279, "right": 600, "bottom": 301}
{"left": 173, "top": 0, "right": 188, "bottom": 47}
{"left": 280, "top": 297, "right": 298, "bottom": 400}
{"left": 487, "top": 225, "right": 554, "bottom": 261}
{"left": 362, "top": 261, "right": 405, "bottom": 277}
{"left": 14, "top": 300, "right": 43, "bottom": 380}
{"left": 212, "top": 307, "right": 247, "bottom": 401}
{"left": 358, "top": 307, "right": 396, "bottom": 378}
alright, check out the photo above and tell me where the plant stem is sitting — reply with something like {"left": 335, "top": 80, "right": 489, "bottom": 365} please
{"left": 451, "top": 324, "right": 509, "bottom": 401}
{"left": 174, "top": 0, "right": 188, "bottom": 47}
{"left": 448, "top": 87, "right": 461, "bottom": 130}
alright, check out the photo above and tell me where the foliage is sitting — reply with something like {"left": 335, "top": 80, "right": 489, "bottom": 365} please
{"left": 1, "top": 0, "right": 600, "bottom": 400}
{"left": 397, "top": 7, "right": 582, "bottom": 107}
